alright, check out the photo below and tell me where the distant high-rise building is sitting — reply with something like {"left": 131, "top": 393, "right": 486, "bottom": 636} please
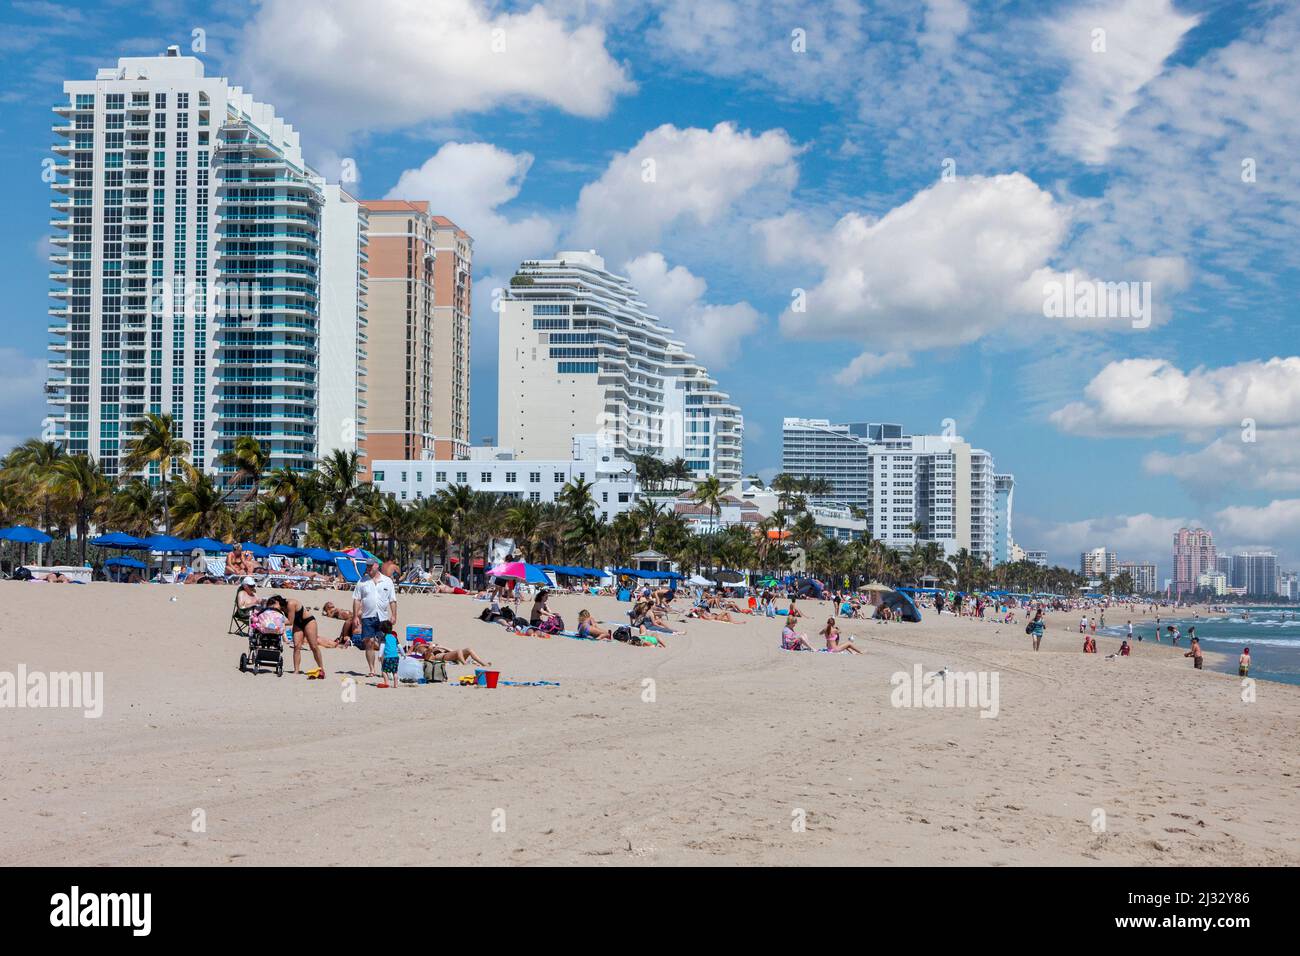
{"left": 497, "top": 251, "right": 743, "bottom": 481}
{"left": 48, "top": 49, "right": 356, "bottom": 478}
{"left": 993, "top": 474, "right": 1015, "bottom": 565}
{"left": 1080, "top": 547, "right": 1118, "bottom": 579}
{"left": 360, "top": 201, "right": 472, "bottom": 462}
{"left": 781, "top": 417, "right": 997, "bottom": 562}
{"left": 1231, "top": 552, "right": 1278, "bottom": 597}
{"left": 1173, "top": 528, "right": 1216, "bottom": 596}
{"left": 1118, "top": 560, "right": 1158, "bottom": 594}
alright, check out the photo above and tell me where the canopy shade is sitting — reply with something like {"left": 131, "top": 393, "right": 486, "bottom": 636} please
{"left": 0, "top": 525, "right": 53, "bottom": 544}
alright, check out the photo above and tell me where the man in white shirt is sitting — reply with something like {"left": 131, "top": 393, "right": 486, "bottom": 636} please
{"left": 351, "top": 561, "right": 397, "bottom": 678}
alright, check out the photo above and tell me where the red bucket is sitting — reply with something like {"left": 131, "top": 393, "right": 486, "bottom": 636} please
{"left": 483, "top": 670, "right": 500, "bottom": 689}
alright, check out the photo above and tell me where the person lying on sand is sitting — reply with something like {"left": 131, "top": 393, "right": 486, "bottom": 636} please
{"left": 414, "top": 641, "right": 490, "bottom": 667}
{"left": 819, "top": 618, "right": 862, "bottom": 654}
{"left": 686, "top": 604, "right": 735, "bottom": 622}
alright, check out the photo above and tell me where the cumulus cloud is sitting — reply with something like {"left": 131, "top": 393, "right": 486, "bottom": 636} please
{"left": 1051, "top": 357, "right": 1300, "bottom": 437}
{"left": 0, "top": 348, "right": 50, "bottom": 455}
{"left": 623, "top": 252, "right": 761, "bottom": 368}
{"left": 238, "top": 0, "right": 634, "bottom": 143}
{"left": 1146, "top": 429, "right": 1300, "bottom": 496}
{"left": 834, "top": 351, "right": 913, "bottom": 387}
{"left": 569, "top": 122, "right": 800, "bottom": 264}
{"left": 1214, "top": 499, "right": 1300, "bottom": 547}
{"left": 1019, "top": 510, "right": 1197, "bottom": 567}
{"left": 1046, "top": 0, "right": 1200, "bottom": 164}
{"left": 385, "top": 142, "right": 559, "bottom": 277}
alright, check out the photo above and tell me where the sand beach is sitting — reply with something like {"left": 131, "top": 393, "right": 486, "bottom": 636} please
{"left": 1, "top": 581, "right": 1297, "bottom": 866}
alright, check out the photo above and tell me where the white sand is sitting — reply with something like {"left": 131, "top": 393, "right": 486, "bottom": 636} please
{"left": 1, "top": 581, "right": 1296, "bottom": 865}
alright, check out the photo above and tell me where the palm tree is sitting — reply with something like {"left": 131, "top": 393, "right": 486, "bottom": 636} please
{"left": 121, "top": 413, "right": 191, "bottom": 534}
{"left": 216, "top": 435, "right": 269, "bottom": 503}
{"left": 47, "top": 453, "right": 108, "bottom": 564}
{"left": 260, "top": 467, "right": 305, "bottom": 545}
{"left": 3, "top": 438, "right": 67, "bottom": 558}
{"left": 504, "top": 500, "right": 545, "bottom": 561}
{"left": 560, "top": 476, "right": 596, "bottom": 516}
{"left": 691, "top": 475, "right": 725, "bottom": 533}
{"left": 632, "top": 497, "right": 666, "bottom": 549}
{"left": 170, "top": 463, "right": 234, "bottom": 540}
{"left": 666, "top": 457, "right": 692, "bottom": 491}
{"left": 318, "top": 448, "right": 362, "bottom": 513}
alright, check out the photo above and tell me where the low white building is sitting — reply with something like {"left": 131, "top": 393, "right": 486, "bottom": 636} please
{"left": 370, "top": 434, "right": 639, "bottom": 523}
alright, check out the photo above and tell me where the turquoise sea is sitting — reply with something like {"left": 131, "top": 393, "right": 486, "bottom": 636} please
{"left": 1104, "top": 606, "right": 1300, "bottom": 686}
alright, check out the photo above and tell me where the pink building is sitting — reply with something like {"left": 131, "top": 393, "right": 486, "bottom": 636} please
{"left": 1172, "top": 528, "right": 1216, "bottom": 596}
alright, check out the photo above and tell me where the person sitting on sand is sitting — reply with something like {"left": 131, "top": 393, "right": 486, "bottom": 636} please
{"left": 529, "top": 589, "right": 557, "bottom": 629}
{"left": 1184, "top": 636, "right": 1204, "bottom": 670}
{"left": 780, "top": 621, "right": 814, "bottom": 652}
{"left": 1239, "top": 646, "right": 1250, "bottom": 677}
{"left": 575, "top": 609, "right": 613, "bottom": 640}
{"left": 819, "top": 617, "right": 862, "bottom": 654}
{"left": 630, "top": 600, "right": 682, "bottom": 636}
{"left": 1083, "top": 634, "right": 1096, "bottom": 654}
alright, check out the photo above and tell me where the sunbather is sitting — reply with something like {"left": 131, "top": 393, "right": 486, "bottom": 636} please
{"left": 819, "top": 618, "right": 862, "bottom": 654}
{"left": 415, "top": 641, "right": 490, "bottom": 667}
{"left": 576, "top": 610, "right": 613, "bottom": 640}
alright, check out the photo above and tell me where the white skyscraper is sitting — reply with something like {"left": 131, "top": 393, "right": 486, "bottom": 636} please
{"left": 497, "top": 251, "right": 743, "bottom": 481}
{"left": 48, "top": 49, "right": 361, "bottom": 480}
{"left": 317, "top": 184, "right": 368, "bottom": 470}
{"left": 781, "top": 417, "right": 998, "bottom": 562}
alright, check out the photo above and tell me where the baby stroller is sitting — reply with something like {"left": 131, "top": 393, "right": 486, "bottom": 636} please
{"left": 238, "top": 605, "right": 286, "bottom": 677}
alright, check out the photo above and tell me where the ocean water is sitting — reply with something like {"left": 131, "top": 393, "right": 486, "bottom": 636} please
{"left": 1104, "top": 607, "right": 1300, "bottom": 686}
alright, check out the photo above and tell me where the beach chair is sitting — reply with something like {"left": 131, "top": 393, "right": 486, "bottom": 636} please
{"left": 229, "top": 591, "right": 251, "bottom": 637}
{"left": 335, "top": 556, "right": 362, "bottom": 585}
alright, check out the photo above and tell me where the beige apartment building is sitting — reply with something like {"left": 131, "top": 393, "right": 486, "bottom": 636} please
{"left": 358, "top": 201, "right": 471, "bottom": 463}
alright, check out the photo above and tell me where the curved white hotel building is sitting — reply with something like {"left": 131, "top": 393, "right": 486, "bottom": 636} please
{"left": 497, "top": 251, "right": 743, "bottom": 481}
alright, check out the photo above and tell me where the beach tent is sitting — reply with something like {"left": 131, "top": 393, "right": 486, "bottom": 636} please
{"left": 880, "top": 588, "right": 923, "bottom": 623}
{"left": 795, "top": 579, "right": 826, "bottom": 599}
{"left": 0, "top": 525, "right": 53, "bottom": 544}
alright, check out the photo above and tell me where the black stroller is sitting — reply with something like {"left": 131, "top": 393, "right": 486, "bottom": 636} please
{"left": 238, "top": 610, "right": 285, "bottom": 677}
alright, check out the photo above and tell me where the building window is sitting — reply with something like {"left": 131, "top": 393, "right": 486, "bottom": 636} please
{"left": 553, "top": 471, "right": 565, "bottom": 483}
{"left": 435, "top": 471, "right": 446, "bottom": 482}
{"left": 505, "top": 472, "right": 517, "bottom": 484}
{"left": 373, "top": 471, "right": 384, "bottom": 481}
{"left": 529, "top": 472, "right": 540, "bottom": 483}
{"left": 480, "top": 472, "right": 491, "bottom": 483}
{"left": 456, "top": 471, "right": 467, "bottom": 482}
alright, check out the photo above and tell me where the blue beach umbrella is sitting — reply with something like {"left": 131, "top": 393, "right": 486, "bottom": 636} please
{"left": 104, "top": 556, "right": 146, "bottom": 569}
{"left": 185, "top": 537, "right": 233, "bottom": 553}
{"left": 239, "top": 542, "right": 272, "bottom": 559}
{"left": 141, "top": 534, "right": 190, "bottom": 553}
{"left": 90, "top": 532, "right": 147, "bottom": 549}
{"left": 0, "top": 525, "right": 53, "bottom": 544}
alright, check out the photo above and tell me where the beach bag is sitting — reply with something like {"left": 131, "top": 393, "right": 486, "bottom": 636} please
{"left": 12, "top": 567, "right": 31, "bottom": 581}
{"left": 397, "top": 656, "right": 424, "bottom": 683}
{"left": 1025, "top": 623, "right": 1034, "bottom": 635}
{"left": 479, "top": 607, "right": 500, "bottom": 622}
{"left": 423, "top": 659, "right": 448, "bottom": 683}
{"left": 250, "top": 607, "right": 286, "bottom": 634}
{"left": 539, "top": 614, "right": 563, "bottom": 634}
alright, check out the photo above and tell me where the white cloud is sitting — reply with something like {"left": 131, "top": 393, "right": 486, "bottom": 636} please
{"left": 1146, "top": 429, "right": 1300, "bottom": 496}
{"left": 1214, "top": 499, "right": 1300, "bottom": 548}
{"left": 1047, "top": 0, "right": 1200, "bottom": 164}
{"left": 569, "top": 122, "right": 800, "bottom": 263}
{"left": 385, "top": 142, "right": 559, "bottom": 277}
{"left": 623, "top": 252, "right": 761, "bottom": 368}
{"left": 1019, "top": 510, "right": 1197, "bottom": 567}
{"left": 238, "top": 0, "right": 634, "bottom": 143}
{"left": 834, "top": 351, "right": 912, "bottom": 387}
{"left": 920, "top": 0, "right": 970, "bottom": 53}
{"left": 1052, "top": 357, "right": 1300, "bottom": 437}
{"left": 773, "top": 174, "right": 1084, "bottom": 352}
{"left": 0, "top": 348, "right": 50, "bottom": 456}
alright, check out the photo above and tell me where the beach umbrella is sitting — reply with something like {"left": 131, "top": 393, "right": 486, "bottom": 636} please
{"left": 104, "top": 556, "right": 146, "bottom": 569}
{"left": 239, "top": 542, "right": 272, "bottom": 559}
{"left": 141, "top": 534, "right": 190, "bottom": 553}
{"left": 860, "top": 582, "right": 893, "bottom": 593}
{"left": 710, "top": 569, "right": 744, "bottom": 584}
{"left": 303, "top": 547, "right": 338, "bottom": 563}
{"left": 269, "top": 545, "right": 308, "bottom": 558}
{"left": 0, "top": 525, "right": 53, "bottom": 544}
{"left": 486, "top": 561, "right": 551, "bottom": 585}
{"left": 89, "top": 532, "right": 147, "bottom": 549}
{"left": 185, "top": 537, "right": 233, "bottom": 553}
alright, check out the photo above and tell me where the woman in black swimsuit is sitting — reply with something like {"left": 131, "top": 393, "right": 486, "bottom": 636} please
{"left": 268, "top": 595, "right": 328, "bottom": 676}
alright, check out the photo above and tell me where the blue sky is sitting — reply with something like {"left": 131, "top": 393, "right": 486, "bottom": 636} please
{"left": 3, "top": 0, "right": 1299, "bottom": 572}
